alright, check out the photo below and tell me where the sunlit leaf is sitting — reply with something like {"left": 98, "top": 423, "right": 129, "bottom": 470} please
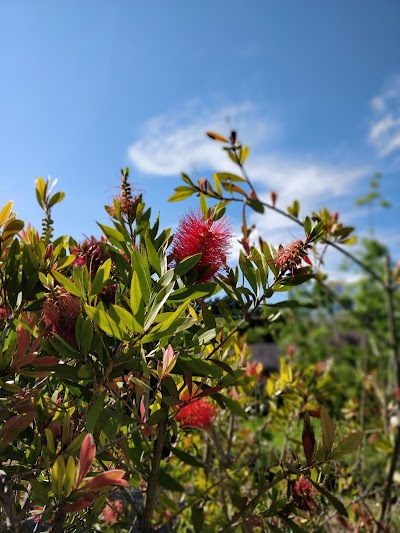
{"left": 85, "top": 305, "right": 129, "bottom": 341}
{"left": 320, "top": 405, "right": 335, "bottom": 458}
{"left": 90, "top": 258, "right": 112, "bottom": 296}
{"left": 52, "top": 270, "right": 81, "bottom": 297}
{"left": 329, "top": 431, "right": 363, "bottom": 460}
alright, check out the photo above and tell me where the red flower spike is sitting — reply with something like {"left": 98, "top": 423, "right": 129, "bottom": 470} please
{"left": 292, "top": 476, "right": 317, "bottom": 512}
{"left": 71, "top": 236, "right": 105, "bottom": 274}
{"left": 77, "top": 433, "right": 96, "bottom": 486}
{"left": 175, "top": 393, "right": 217, "bottom": 429}
{"left": 274, "top": 239, "right": 310, "bottom": 276}
{"left": 43, "top": 288, "right": 80, "bottom": 347}
{"left": 172, "top": 211, "right": 232, "bottom": 282}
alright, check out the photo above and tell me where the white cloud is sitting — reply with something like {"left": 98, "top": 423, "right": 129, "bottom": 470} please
{"left": 368, "top": 76, "right": 400, "bottom": 157}
{"left": 128, "top": 102, "right": 366, "bottom": 202}
{"left": 127, "top": 101, "right": 369, "bottom": 281}
{"left": 128, "top": 102, "right": 274, "bottom": 176}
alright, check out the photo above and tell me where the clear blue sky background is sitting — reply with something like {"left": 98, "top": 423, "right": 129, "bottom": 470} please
{"left": 1, "top": 1, "right": 399, "bottom": 277}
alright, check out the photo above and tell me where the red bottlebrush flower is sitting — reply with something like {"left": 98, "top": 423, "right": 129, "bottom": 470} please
{"left": 102, "top": 499, "right": 123, "bottom": 524}
{"left": 109, "top": 193, "right": 137, "bottom": 222}
{"left": 274, "top": 239, "right": 311, "bottom": 276}
{"left": 175, "top": 393, "right": 217, "bottom": 429}
{"left": 172, "top": 211, "right": 232, "bottom": 282}
{"left": 71, "top": 236, "right": 106, "bottom": 274}
{"left": 292, "top": 476, "right": 317, "bottom": 512}
{"left": 43, "top": 288, "right": 80, "bottom": 347}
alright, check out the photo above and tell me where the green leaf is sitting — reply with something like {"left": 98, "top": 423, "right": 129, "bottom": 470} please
{"left": 144, "top": 281, "right": 175, "bottom": 330}
{"left": 267, "top": 300, "right": 315, "bottom": 309}
{"left": 146, "top": 299, "right": 191, "bottom": 337}
{"left": 64, "top": 456, "right": 76, "bottom": 497}
{"left": 247, "top": 198, "right": 264, "bottom": 214}
{"left": 97, "top": 223, "right": 128, "bottom": 252}
{"left": 194, "top": 328, "right": 217, "bottom": 345}
{"left": 0, "top": 201, "right": 13, "bottom": 226}
{"left": 309, "top": 478, "right": 348, "bottom": 517}
{"left": 147, "top": 408, "right": 167, "bottom": 426}
{"left": 239, "top": 250, "right": 259, "bottom": 294}
{"left": 213, "top": 173, "right": 222, "bottom": 195}
{"left": 213, "top": 172, "right": 246, "bottom": 183}
{"left": 287, "top": 200, "right": 300, "bottom": 218}
{"left": 304, "top": 216, "right": 312, "bottom": 235}
{"left": 199, "top": 194, "right": 208, "bottom": 216}
{"left": 44, "top": 428, "right": 56, "bottom": 455}
{"left": 172, "top": 356, "right": 222, "bottom": 378}
{"left": 157, "top": 269, "right": 175, "bottom": 287}
{"left": 86, "top": 391, "right": 107, "bottom": 434}
{"left": 174, "top": 253, "right": 202, "bottom": 278}
{"left": 85, "top": 305, "right": 129, "bottom": 341}
{"left": 329, "top": 431, "right": 363, "bottom": 460}
{"left": 241, "top": 145, "right": 250, "bottom": 164}
{"left": 77, "top": 317, "right": 94, "bottom": 356}
{"left": 65, "top": 432, "right": 86, "bottom": 454}
{"left": 51, "top": 270, "right": 81, "bottom": 297}
{"left": 181, "top": 172, "right": 195, "bottom": 186}
{"left": 130, "top": 270, "right": 143, "bottom": 322}
{"left": 168, "top": 186, "right": 195, "bottom": 202}
{"left": 227, "top": 150, "right": 239, "bottom": 164}
{"left": 168, "top": 445, "right": 204, "bottom": 468}
{"left": 90, "top": 258, "right": 112, "bottom": 296}
{"left": 1, "top": 219, "right": 24, "bottom": 242}
{"left": 158, "top": 469, "right": 184, "bottom": 492}
{"left": 51, "top": 456, "right": 65, "bottom": 500}
{"left": 36, "top": 176, "right": 47, "bottom": 202}
{"left": 111, "top": 304, "right": 143, "bottom": 333}
{"left": 320, "top": 406, "right": 335, "bottom": 458}
{"left": 281, "top": 517, "right": 307, "bottom": 533}
{"left": 217, "top": 394, "right": 247, "bottom": 417}
{"left": 208, "top": 359, "right": 234, "bottom": 375}
{"left": 168, "top": 283, "right": 216, "bottom": 302}
{"left": 145, "top": 236, "right": 161, "bottom": 276}
{"left": 192, "top": 505, "right": 205, "bottom": 533}
{"left": 48, "top": 191, "right": 66, "bottom": 208}
{"left": 48, "top": 335, "right": 83, "bottom": 361}
{"left": 141, "top": 317, "right": 195, "bottom": 343}
{"left": 131, "top": 250, "right": 151, "bottom": 304}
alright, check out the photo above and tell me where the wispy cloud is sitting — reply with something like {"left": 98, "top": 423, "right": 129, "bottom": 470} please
{"left": 128, "top": 102, "right": 274, "bottom": 176}
{"left": 127, "top": 101, "right": 369, "bottom": 281}
{"left": 128, "top": 101, "right": 367, "bottom": 225}
{"left": 368, "top": 75, "right": 400, "bottom": 157}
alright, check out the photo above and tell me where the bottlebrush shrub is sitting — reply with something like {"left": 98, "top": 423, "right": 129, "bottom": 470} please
{"left": 0, "top": 138, "right": 365, "bottom": 533}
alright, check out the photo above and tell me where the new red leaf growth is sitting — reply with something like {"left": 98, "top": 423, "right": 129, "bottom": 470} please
{"left": 302, "top": 412, "right": 316, "bottom": 466}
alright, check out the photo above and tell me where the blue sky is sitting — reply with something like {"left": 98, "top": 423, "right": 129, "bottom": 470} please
{"left": 1, "top": 1, "right": 400, "bottom": 279}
